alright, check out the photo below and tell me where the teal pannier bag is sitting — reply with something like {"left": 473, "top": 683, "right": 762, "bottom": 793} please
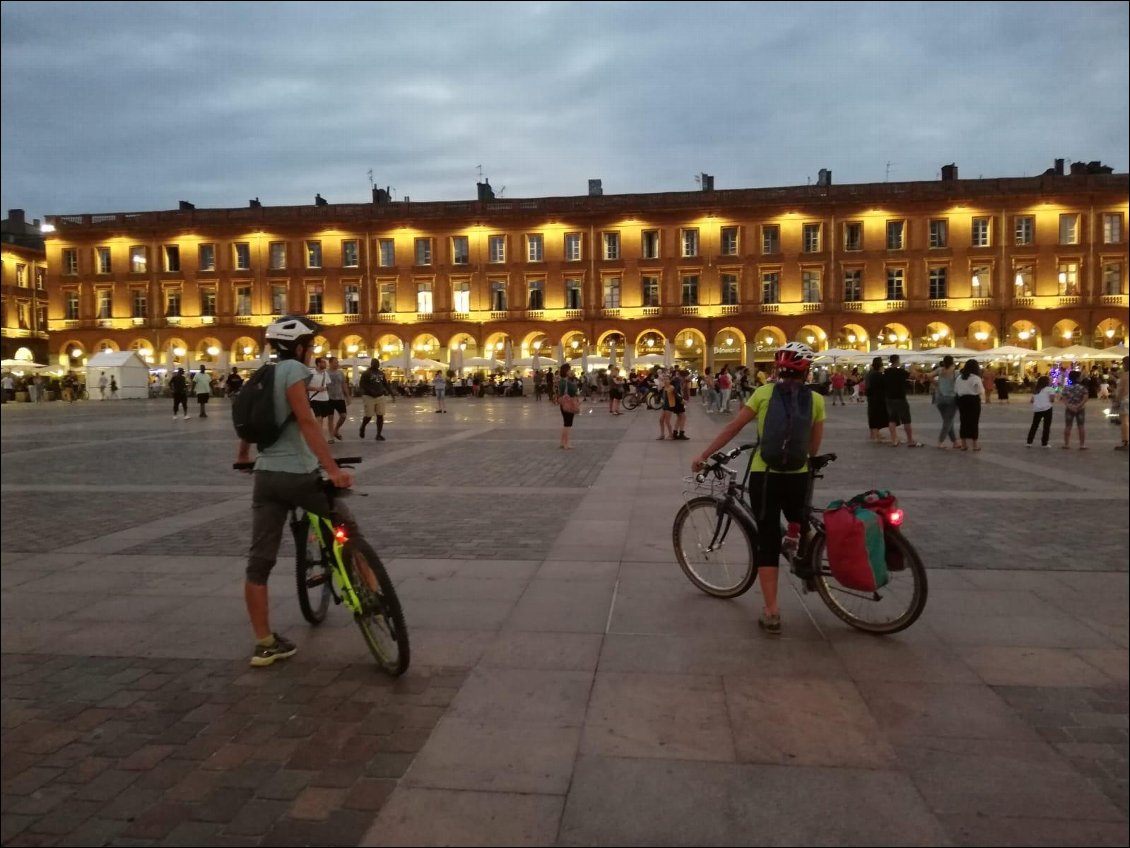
{"left": 823, "top": 490, "right": 894, "bottom": 591}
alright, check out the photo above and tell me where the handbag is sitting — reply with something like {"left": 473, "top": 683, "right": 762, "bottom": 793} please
{"left": 559, "top": 393, "right": 581, "bottom": 414}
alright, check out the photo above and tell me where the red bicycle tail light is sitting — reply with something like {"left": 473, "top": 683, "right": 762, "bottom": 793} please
{"left": 887, "top": 508, "right": 905, "bottom": 527}
{"left": 333, "top": 525, "right": 350, "bottom": 544}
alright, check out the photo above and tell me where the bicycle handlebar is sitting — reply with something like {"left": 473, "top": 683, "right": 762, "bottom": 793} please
{"left": 232, "top": 456, "right": 364, "bottom": 472}
{"left": 694, "top": 447, "right": 837, "bottom": 483}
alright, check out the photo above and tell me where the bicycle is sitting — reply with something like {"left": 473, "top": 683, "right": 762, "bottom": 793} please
{"left": 672, "top": 445, "right": 928, "bottom": 634}
{"left": 234, "top": 456, "right": 410, "bottom": 675}
{"left": 621, "top": 384, "right": 663, "bottom": 411}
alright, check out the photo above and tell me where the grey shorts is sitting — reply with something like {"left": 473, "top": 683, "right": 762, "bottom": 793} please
{"left": 886, "top": 398, "right": 912, "bottom": 425}
{"left": 1065, "top": 407, "right": 1086, "bottom": 427}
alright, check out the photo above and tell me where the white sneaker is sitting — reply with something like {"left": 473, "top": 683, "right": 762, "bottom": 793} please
{"left": 183, "top": 415, "right": 190, "bottom": 419}
{"left": 173, "top": 415, "right": 179, "bottom": 420}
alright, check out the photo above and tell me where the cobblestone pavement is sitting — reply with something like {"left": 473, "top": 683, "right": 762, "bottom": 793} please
{"left": 2, "top": 394, "right": 1127, "bottom": 846}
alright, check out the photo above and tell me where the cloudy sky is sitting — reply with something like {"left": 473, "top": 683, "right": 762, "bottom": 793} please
{"left": 2, "top": 1, "right": 1127, "bottom": 221}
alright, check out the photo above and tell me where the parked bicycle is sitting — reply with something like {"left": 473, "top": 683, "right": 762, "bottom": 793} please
{"left": 672, "top": 444, "right": 927, "bottom": 634}
{"left": 234, "top": 456, "right": 410, "bottom": 675}
{"left": 622, "top": 383, "right": 663, "bottom": 411}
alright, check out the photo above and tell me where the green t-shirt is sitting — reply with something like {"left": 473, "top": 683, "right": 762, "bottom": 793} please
{"left": 255, "top": 358, "right": 318, "bottom": 474}
{"left": 745, "top": 382, "right": 826, "bottom": 474}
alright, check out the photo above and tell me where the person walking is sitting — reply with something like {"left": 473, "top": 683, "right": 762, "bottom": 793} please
{"left": 1060, "top": 370, "right": 1089, "bottom": 450}
{"left": 192, "top": 366, "right": 212, "bottom": 417}
{"left": 225, "top": 367, "right": 244, "bottom": 397}
{"left": 432, "top": 369, "right": 447, "bottom": 413}
{"left": 109, "top": 376, "right": 119, "bottom": 399}
{"left": 865, "top": 357, "right": 887, "bottom": 442}
{"left": 357, "top": 362, "right": 393, "bottom": 441}
{"left": 609, "top": 366, "right": 625, "bottom": 415}
{"left": 98, "top": 371, "right": 109, "bottom": 400}
{"left": 657, "top": 374, "right": 676, "bottom": 440}
{"left": 557, "top": 363, "right": 580, "bottom": 450}
{"left": 170, "top": 368, "right": 189, "bottom": 419}
{"left": 931, "top": 355, "right": 960, "bottom": 449}
{"left": 673, "top": 369, "right": 689, "bottom": 440}
{"left": 1116, "top": 355, "right": 1129, "bottom": 450}
{"left": 326, "top": 356, "right": 350, "bottom": 439}
{"left": 994, "top": 372, "right": 1011, "bottom": 403}
{"left": 715, "top": 366, "right": 733, "bottom": 413}
{"left": 307, "top": 357, "right": 333, "bottom": 441}
{"left": 955, "top": 359, "right": 985, "bottom": 451}
{"left": 884, "top": 354, "right": 922, "bottom": 447}
{"left": 830, "top": 370, "right": 846, "bottom": 406}
{"left": 1026, "top": 375, "right": 1055, "bottom": 448}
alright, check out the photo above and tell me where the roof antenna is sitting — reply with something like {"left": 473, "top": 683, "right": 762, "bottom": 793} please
{"left": 885, "top": 161, "right": 895, "bottom": 182}
{"left": 367, "top": 169, "right": 374, "bottom": 189}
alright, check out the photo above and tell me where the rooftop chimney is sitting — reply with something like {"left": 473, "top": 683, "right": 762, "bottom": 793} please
{"left": 179, "top": 201, "right": 195, "bottom": 210}
{"left": 315, "top": 193, "right": 327, "bottom": 206}
{"left": 373, "top": 186, "right": 391, "bottom": 204}
{"left": 816, "top": 168, "right": 832, "bottom": 187}
{"left": 7, "top": 209, "right": 25, "bottom": 226}
{"left": 700, "top": 173, "right": 715, "bottom": 191}
{"left": 1055, "top": 158, "right": 1065, "bottom": 176}
{"left": 249, "top": 198, "right": 261, "bottom": 208}
{"left": 1069, "top": 161, "right": 1087, "bottom": 176}
{"left": 588, "top": 179, "right": 603, "bottom": 197}
{"left": 940, "top": 163, "right": 958, "bottom": 182}
{"left": 476, "top": 180, "right": 495, "bottom": 202}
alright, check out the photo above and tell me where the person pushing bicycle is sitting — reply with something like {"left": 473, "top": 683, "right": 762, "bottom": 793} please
{"left": 692, "top": 342, "right": 825, "bottom": 635}
{"left": 235, "top": 315, "right": 354, "bottom": 667}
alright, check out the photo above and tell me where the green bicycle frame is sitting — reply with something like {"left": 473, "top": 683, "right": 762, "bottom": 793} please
{"left": 303, "top": 510, "right": 365, "bottom": 615}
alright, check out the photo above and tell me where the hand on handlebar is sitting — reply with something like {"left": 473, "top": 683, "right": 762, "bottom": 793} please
{"left": 327, "top": 467, "right": 354, "bottom": 489}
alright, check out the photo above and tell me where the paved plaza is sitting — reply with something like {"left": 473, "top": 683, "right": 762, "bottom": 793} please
{"left": 1, "top": 391, "right": 1128, "bottom": 847}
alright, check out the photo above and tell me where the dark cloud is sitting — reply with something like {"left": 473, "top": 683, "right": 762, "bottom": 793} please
{"left": 2, "top": 1, "right": 1126, "bottom": 220}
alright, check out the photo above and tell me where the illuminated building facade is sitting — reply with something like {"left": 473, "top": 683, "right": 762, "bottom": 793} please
{"left": 42, "top": 162, "right": 1128, "bottom": 374}
{"left": 1, "top": 209, "right": 50, "bottom": 363}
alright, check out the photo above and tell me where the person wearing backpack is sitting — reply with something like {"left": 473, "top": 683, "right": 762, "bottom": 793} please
{"left": 233, "top": 316, "right": 353, "bottom": 667}
{"left": 358, "top": 362, "right": 393, "bottom": 440}
{"left": 692, "top": 342, "right": 825, "bottom": 635}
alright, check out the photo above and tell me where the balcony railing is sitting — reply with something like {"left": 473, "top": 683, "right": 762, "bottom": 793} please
{"left": 679, "top": 305, "right": 699, "bottom": 316}
{"left": 928, "top": 299, "right": 949, "bottom": 310}
{"left": 376, "top": 312, "right": 399, "bottom": 322}
{"left": 526, "top": 309, "right": 545, "bottom": 320}
{"left": 602, "top": 308, "right": 621, "bottom": 318}
{"left": 1058, "top": 296, "right": 1082, "bottom": 306}
{"left": 201, "top": 315, "right": 215, "bottom": 324}
{"left": 415, "top": 312, "right": 433, "bottom": 322}
{"left": 489, "top": 310, "right": 509, "bottom": 321}
{"left": 801, "top": 302, "right": 822, "bottom": 312}
{"left": 97, "top": 318, "right": 114, "bottom": 328}
{"left": 452, "top": 311, "right": 474, "bottom": 321}
{"left": 641, "top": 306, "right": 661, "bottom": 317}
{"left": 759, "top": 303, "right": 779, "bottom": 314}
{"left": 970, "top": 298, "right": 994, "bottom": 309}
{"left": 564, "top": 309, "right": 583, "bottom": 320}
{"left": 342, "top": 313, "right": 362, "bottom": 323}
{"left": 719, "top": 304, "right": 740, "bottom": 315}
{"left": 885, "top": 300, "right": 907, "bottom": 310}
{"left": 1100, "top": 294, "right": 1128, "bottom": 306}
{"left": 1014, "top": 296, "right": 1034, "bottom": 307}
{"left": 841, "top": 301, "right": 863, "bottom": 312}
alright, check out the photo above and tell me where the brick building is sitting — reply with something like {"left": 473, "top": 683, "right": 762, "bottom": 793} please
{"left": 1, "top": 209, "right": 50, "bottom": 363}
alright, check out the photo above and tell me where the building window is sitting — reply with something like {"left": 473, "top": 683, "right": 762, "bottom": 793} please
{"left": 199, "top": 243, "right": 216, "bottom": 272}
{"left": 378, "top": 239, "right": 395, "bottom": 267}
{"left": 1059, "top": 214, "right": 1079, "bottom": 245}
{"left": 1103, "top": 262, "right": 1124, "bottom": 295}
{"left": 886, "top": 268, "right": 905, "bottom": 301}
{"left": 929, "top": 219, "right": 948, "bottom": 249}
{"left": 682, "top": 229, "right": 699, "bottom": 258}
{"left": 602, "top": 232, "right": 620, "bottom": 260}
{"left": 131, "top": 289, "right": 147, "bottom": 318}
{"left": 721, "top": 272, "right": 739, "bottom": 305}
{"left": 761, "top": 272, "right": 779, "bottom": 304}
{"left": 602, "top": 276, "right": 620, "bottom": 308}
{"left": 34, "top": 268, "right": 45, "bottom": 289}
{"left": 642, "top": 230, "right": 660, "bottom": 259}
{"left": 342, "top": 239, "right": 359, "bottom": 268}
{"left": 802, "top": 223, "right": 822, "bottom": 253}
{"left": 801, "top": 270, "right": 821, "bottom": 303}
{"left": 843, "top": 269, "right": 862, "bottom": 302}
{"left": 413, "top": 238, "right": 431, "bottom": 266}
{"left": 565, "top": 277, "right": 582, "bottom": 309}
{"left": 490, "top": 279, "right": 507, "bottom": 310}
{"left": 763, "top": 223, "right": 781, "bottom": 254}
{"left": 17, "top": 301, "right": 29, "bottom": 329}
{"left": 527, "top": 234, "right": 543, "bottom": 262}
{"left": 234, "top": 243, "right": 251, "bottom": 271}
{"left": 65, "top": 290, "right": 79, "bottom": 319}
{"left": 1057, "top": 262, "right": 1079, "bottom": 296}
{"left": 452, "top": 236, "right": 469, "bottom": 265}
{"left": 452, "top": 280, "right": 471, "bottom": 313}
{"left": 565, "top": 232, "right": 582, "bottom": 261}
{"left": 416, "top": 281, "right": 432, "bottom": 314}
{"left": 886, "top": 221, "right": 905, "bottom": 250}
{"left": 342, "top": 285, "right": 359, "bottom": 315}
{"left": 130, "top": 246, "right": 148, "bottom": 273}
{"left": 307, "top": 285, "right": 324, "bottom": 314}
{"left": 36, "top": 305, "right": 47, "bottom": 330}
{"left": 928, "top": 267, "right": 948, "bottom": 299}
{"left": 641, "top": 275, "right": 660, "bottom": 307}
{"left": 843, "top": 222, "right": 863, "bottom": 251}
{"left": 269, "top": 242, "right": 287, "bottom": 270}
{"left": 488, "top": 235, "right": 506, "bottom": 263}
{"left": 235, "top": 286, "right": 252, "bottom": 316}
{"left": 379, "top": 282, "right": 395, "bottom": 313}
{"left": 681, "top": 274, "right": 699, "bottom": 305}
{"left": 271, "top": 285, "right": 287, "bottom": 315}
{"left": 527, "top": 279, "right": 544, "bottom": 309}
{"left": 971, "top": 217, "right": 991, "bottom": 248}
{"left": 96, "top": 247, "right": 112, "bottom": 274}
{"left": 164, "top": 245, "right": 180, "bottom": 272}
{"left": 201, "top": 287, "right": 217, "bottom": 317}
{"left": 1013, "top": 264, "right": 1034, "bottom": 297}
{"left": 97, "top": 289, "right": 112, "bottom": 319}
{"left": 306, "top": 241, "right": 322, "bottom": 269}
{"left": 62, "top": 249, "right": 78, "bottom": 275}
{"left": 720, "top": 227, "right": 738, "bottom": 256}
{"left": 165, "top": 288, "right": 181, "bottom": 317}
{"left": 1103, "top": 213, "right": 1123, "bottom": 244}
{"left": 16, "top": 263, "right": 27, "bottom": 286}
{"left": 1015, "top": 216, "right": 1034, "bottom": 246}
{"left": 971, "top": 264, "right": 993, "bottom": 297}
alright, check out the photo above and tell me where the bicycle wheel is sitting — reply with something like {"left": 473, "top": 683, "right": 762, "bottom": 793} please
{"left": 342, "top": 538, "right": 410, "bottom": 676}
{"left": 646, "top": 391, "right": 663, "bottom": 410}
{"left": 622, "top": 392, "right": 640, "bottom": 410}
{"left": 294, "top": 515, "right": 331, "bottom": 624}
{"left": 673, "top": 497, "right": 757, "bottom": 598}
{"left": 810, "top": 528, "right": 928, "bottom": 634}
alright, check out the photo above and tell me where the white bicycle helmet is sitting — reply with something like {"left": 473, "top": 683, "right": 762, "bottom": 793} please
{"left": 264, "top": 315, "right": 320, "bottom": 354}
{"left": 775, "top": 341, "right": 816, "bottom": 374}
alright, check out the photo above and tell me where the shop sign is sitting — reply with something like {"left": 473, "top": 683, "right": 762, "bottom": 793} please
{"left": 713, "top": 345, "right": 741, "bottom": 356}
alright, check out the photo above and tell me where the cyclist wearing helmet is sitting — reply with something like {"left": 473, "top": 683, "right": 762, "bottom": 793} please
{"left": 235, "top": 315, "right": 354, "bottom": 667}
{"left": 692, "top": 342, "right": 825, "bottom": 635}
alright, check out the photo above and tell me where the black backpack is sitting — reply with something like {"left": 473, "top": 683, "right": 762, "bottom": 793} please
{"left": 760, "top": 381, "right": 814, "bottom": 472}
{"left": 231, "top": 364, "right": 293, "bottom": 449}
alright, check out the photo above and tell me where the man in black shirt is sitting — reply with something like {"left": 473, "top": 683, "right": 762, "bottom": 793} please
{"left": 884, "top": 355, "right": 922, "bottom": 447}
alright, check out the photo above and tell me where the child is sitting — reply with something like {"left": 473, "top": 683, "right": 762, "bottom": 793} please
{"left": 1026, "top": 376, "right": 1055, "bottom": 447}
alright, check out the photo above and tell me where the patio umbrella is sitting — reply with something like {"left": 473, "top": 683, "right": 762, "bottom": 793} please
{"left": 608, "top": 344, "right": 618, "bottom": 369}
{"left": 1056, "top": 344, "right": 1124, "bottom": 361}
{"left": 449, "top": 347, "right": 464, "bottom": 374}
{"left": 980, "top": 346, "right": 1038, "bottom": 360}
{"left": 636, "top": 352, "right": 665, "bottom": 365}
{"left": 504, "top": 340, "right": 514, "bottom": 371}
{"left": 663, "top": 341, "right": 674, "bottom": 369}
{"left": 2, "top": 359, "right": 44, "bottom": 370}
{"left": 581, "top": 345, "right": 590, "bottom": 374}
{"left": 922, "top": 346, "right": 978, "bottom": 358}
{"left": 553, "top": 343, "right": 565, "bottom": 366}
{"left": 411, "top": 357, "right": 445, "bottom": 371}
{"left": 622, "top": 345, "right": 634, "bottom": 372}
{"left": 462, "top": 356, "right": 501, "bottom": 369}
{"left": 513, "top": 355, "right": 557, "bottom": 369}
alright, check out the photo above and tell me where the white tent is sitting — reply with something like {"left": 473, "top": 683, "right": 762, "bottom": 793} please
{"left": 85, "top": 351, "right": 150, "bottom": 400}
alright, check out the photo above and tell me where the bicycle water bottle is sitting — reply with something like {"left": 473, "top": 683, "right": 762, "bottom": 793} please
{"left": 782, "top": 522, "right": 801, "bottom": 559}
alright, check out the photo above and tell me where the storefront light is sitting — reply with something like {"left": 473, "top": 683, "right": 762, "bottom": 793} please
{"left": 847, "top": 334, "right": 857, "bottom": 344}
{"left": 1018, "top": 330, "right": 1031, "bottom": 340}
{"left": 173, "top": 346, "right": 186, "bottom": 356}
{"left": 207, "top": 346, "right": 220, "bottom": 356}
{"left": 1106, "top": 329, "right": 1116, "bottom": 338}
{"left": 1062, "top": 330, "right": 1073, "bottom": 340}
